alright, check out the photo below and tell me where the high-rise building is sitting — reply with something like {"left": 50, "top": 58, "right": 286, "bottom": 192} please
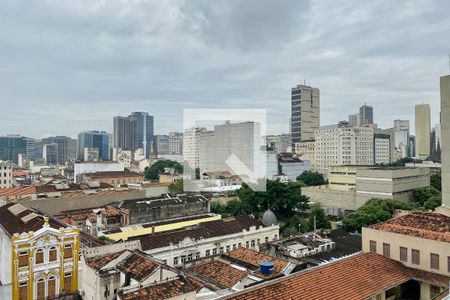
{"left": 154, "top": 135, "right": 170, "bottom": 156}
{"left": 199, "top": 122, "right": 261, "bottom": 174}
{"left": 76, "top": 131, "right": 110, "bottom": 161}
{"left": 113, "top": 116, "right": 137, "bottom": 152}
{"left": 129, "top": 112, "right": 154, "bottom": 158}
{"left": 409, "top": 135, "right": 416, "bottom": 157}
{"left": 315, "top": 127, "right": 374, "bottom": 176}
{"left": 0, "top": 135, "right": 27, "bottom": 164}
{"left": 183, "top": 127, "right": 207, "bottom": 169}
{"left": 374, "top": 132, "right": 392, "bottom": 165}
{"left": 440, "top": 75, "right": 450, "bottom": 208}
{"left": 41, "top": 136, "right": 72, "bottom": 165}
{"left": 25, "top": 137, "right": 36, "bottom": 160}
{"left": 393, "top": 119, "right": 410, "bottom": 158}
{"left": 290, "top": 84, "right": 320, "bottom": 145}
{"left": 348, "top": 113, "right": 359, "bottom": 127}
{"left": 67, "top": 138, "right": 77, "bottom": 161}
{"left": 43, "top": 143, "right": 59, "bottom": 165}
{"left": 359, "top": 104, "right": 373, "bottom": 126}
{"left": 168, "top": 132, "right": 183, "bottom": 155}
{"left": 415, "top": 104, "right": 431, "bottom": 159}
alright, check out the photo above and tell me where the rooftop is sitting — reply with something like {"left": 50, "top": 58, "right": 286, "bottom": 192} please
{"left": 222, "top": 252, "right": 450, "bottom": 300}
{"left": 223, "top": 248, "right": 289, "bottom": 274}
{"left": 118, "top": 194, "right": 209, "bottom": 210}
{"left": 132, "top": 216, "right": 265, "bottom": 251}
{"left": 187, "top": 260, "right": 247, "bottom": 289}
{"left": 118, "top": 276, "right": 203, "bottom": 300}
{"left": 86, "top": 250, "right": 126, "bottom": 270}
{"left": 116, "top": 250, "right": 162, "bottom": 281}
{"left": 369, "top": 212, "right": 450, "bottom": 243}
{"left": 84, "top": 171, "right": 143, "bottom": 179}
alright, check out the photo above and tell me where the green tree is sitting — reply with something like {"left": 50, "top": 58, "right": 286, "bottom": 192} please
{"left": 144, "top": 160, "right": 183, "bottom": 181}
{"left": 306, "top": 205, "right": 331, "bottom": 231}
{"left": 169, "top": 179, "right": 184, "bottom": 194}
{"left": 424, "top": 195, "right": 442, "bottom": 210}
{"left": 413, "top": 187, "right": 441, "bottom": 206}
{"left": 391, "top": 157, "right": 422, "bottom": 166}
{"left": 296, "top": 171, "right": 325, "bottom": 186}
{"left": 430, "top": 173, "right": 442, "bottom": 191}
{"left": 342, "top": 199, "right": 416, "bottom": 232}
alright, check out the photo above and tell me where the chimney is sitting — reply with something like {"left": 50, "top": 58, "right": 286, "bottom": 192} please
{"left": 441, "top": 75, "right": 450, "bottom": 210}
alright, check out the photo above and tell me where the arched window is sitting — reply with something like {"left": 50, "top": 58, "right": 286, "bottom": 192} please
{"left": 36, "top": 278, "right": 45, "bottom": 300}
{"left": 35, "top": 249, "right": 44, "bottom": 264}
{"left": 48, "top": 276, "right": 56, "bottom": 299}
{"left": 49, "top": 247, "right": 57, "bottom": 262}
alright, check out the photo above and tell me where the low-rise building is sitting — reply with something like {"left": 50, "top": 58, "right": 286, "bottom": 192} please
{"left": 82, "top": 171, "right": 143, "bottom": 187}
{"left": 81, "top": 241, "right": 179, "bottom": 300}
{"left": 74, "top": 160, "right": 124, "bottom": 183}
{"left": 303, "top": 166, "right": 430, "bottom": 214}
{"left": 362, "top": 211, "right": 450, "bottom": 278}
{"left": 294, "top": 140, "right": 316, "bottom": 171}
{"left": 0, "top": 203, "right": 80, "bottom": 300}
{"left": 131, "top": 215, "right": 280, "bottom": 268}
{"left": 118, "top": 194, "right": 210, "bottom": 225}
{"left": 222, "top": 252, "right": 450, "bottom": 300}
{"left": 278, "top": 153, "right": 310, "bottom": 181}
{"left": 0, "top": 160, "right": 13, "bottom": 189}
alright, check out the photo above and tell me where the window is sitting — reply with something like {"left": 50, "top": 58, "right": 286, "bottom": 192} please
{"left": 19, "top": 282, "right": 28, "bottom": 300}
{"left": 265, "top": 237, "right": 269, "bottom": 243}
{"left": 37, "top": 278, "right": 45, "bottom": 300}
{"left": 49, "top": 276, "right": 57, "bottom": 297}
{"left": 187, "top": 254, "right": 193, "bottom": 261}
{"left": 195, "top": 252, "right": 200, "bottom": 259}
{"left": 226, "top": 245, "right": 230, "bottom": 252}
{"left": 431, "top": 253, "right": 440, "bottom": 270}
{"left": 383, "top": 243, "right": 390, "bottom": 258}
{"left": 173, "top": 257, "right": 178, "bottom": 265}
{"left": 35, "top": 249, "right": 44, "bottom": 264}
{"left": 49, "top": 247, "right": 57, "bottom": 262}
{"left": 64, "top": 244, "right": 73, "bottom": 259}
{"left": 212, "top": 248, "right": 217, "bottom": 256}
{"left": 412, "top": 249, "right": 420, "bottom": 265}
{"left": 238, "top": 242, "right": 242, "bottom": 248}
{"left": 63, "top": 273, "right": 72, "bottom": 292}
{"left": 219, "top": 247, "right": 224, "bottom": 254}
{"left": 181, "top": 256, "right": 186, "bottom": 263}
{"left": 205, "top": 250, "right": 210, "bottom": 257}
{"left": 257, "top": 239, "right": 260, "bottom": 245}
{"left": 369, "top": 240, "right": 376, "bottom": 253}
{"left": 246, "top": 241, "right": 249, "bottom": 248}
{"left": 232, "top": 244, "right": 236, "bottom": 250}
{"left": 448, "top": 256, "right": 450, "bottom": 273}
{"left": 251, "top": 240, "right": 255, "bottom": 248}
{"left": 400, "top": 247, "right": 407, "bottom": 262}
{"left": 18, "top": 252, "right": 28, "bottom": 267}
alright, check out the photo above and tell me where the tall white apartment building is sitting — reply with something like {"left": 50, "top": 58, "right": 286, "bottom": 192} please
{"left": 0, "top": 160, "right": 13, "bottom": 189}
{"left": 374, "top": 132, "right": 391, "bottom": 165}
{"left": 183, "top": 127, "right": 207, "bottom": 169}
{"left": 315, "top": 127, "right": 374, "bottom": 176}
{"left": 199, "top": 122, "right": 261, "bottom": 174}
{"left": 393, "top": 119, "right": 410, "bottom": 158}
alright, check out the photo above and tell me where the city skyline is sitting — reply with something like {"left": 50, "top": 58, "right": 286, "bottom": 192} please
{"left": 0, "top": 1, "right": 449, "bottom": 138}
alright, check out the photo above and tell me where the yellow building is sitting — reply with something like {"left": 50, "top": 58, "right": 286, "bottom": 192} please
{"left": 0, "top": 203, "right": 80, "bottom": 300}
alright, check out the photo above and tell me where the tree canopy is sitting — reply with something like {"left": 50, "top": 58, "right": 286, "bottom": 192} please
{"left": 342, "top": 199, "right": 416, "bottom": 232}
{"left": 296, "top": 171, "right": 325, "bottom": 186}
{"left": 430, "top": 173, "right": 442, "bottom": 191}
{"left": 168, "top": 179, "right": 184, "bottom": 194}
{"left": 144, "top": 160, "right": 183, "bottom": 181}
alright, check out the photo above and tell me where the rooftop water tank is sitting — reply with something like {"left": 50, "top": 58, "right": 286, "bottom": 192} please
{"left": 259, "top": 260, "right": 274, "bottom": 275}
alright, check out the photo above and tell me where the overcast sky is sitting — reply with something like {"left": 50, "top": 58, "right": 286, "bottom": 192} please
{"left": 0, "top": 0, "right": 449, "bottom": 138}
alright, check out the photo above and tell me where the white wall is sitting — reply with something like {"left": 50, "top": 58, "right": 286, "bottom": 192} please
{"left": 0, "top": 228, "right": 12, "bottom": 285}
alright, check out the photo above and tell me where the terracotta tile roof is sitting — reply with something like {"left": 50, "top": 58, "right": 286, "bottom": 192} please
{"left": 222, "top": 252, "right": 450, "bottom": 300}
{"left": 0, "top": 186, "right": 36, "bottom": 197}
{"left": 223, "top": 248, "right": 289, "bottom": 274}
{"left": 118, "top": 276, "right": 203, "bottom": 300}
{"left": 187, "top": 260, "right": 247, "bottom": 289}
{"left": 370, "top": 212, "right": 450, "bottom": 243}
{"left": 86, "top": 250, "right": 127, "bottom": 270}
{"left": 133, "top": 216, "right": 264, "bottom": 251}
{"left": 116, "top": 250, "right": 161, "bottom": 281}
{"left": 102, "top": 207, "right": 123, "bottom": 217}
